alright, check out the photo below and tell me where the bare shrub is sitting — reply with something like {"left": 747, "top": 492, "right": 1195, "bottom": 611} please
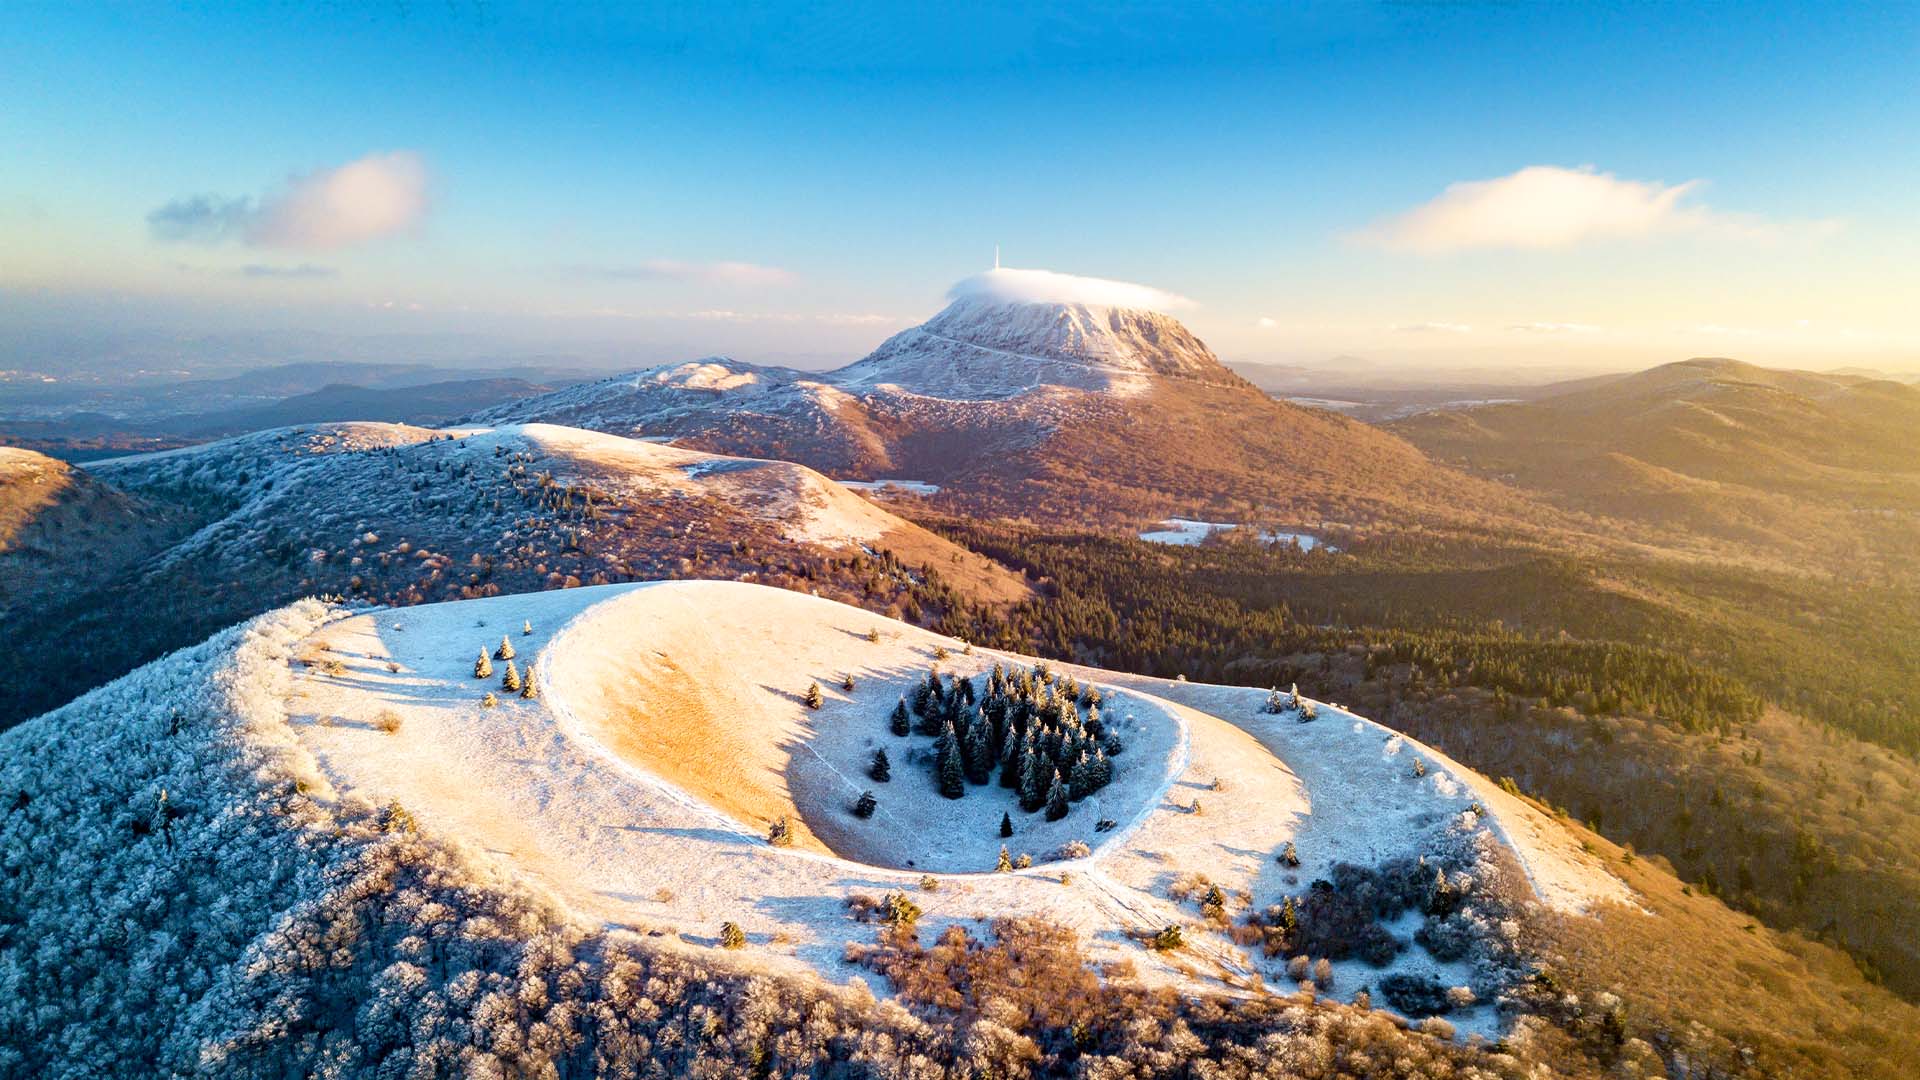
{"left": 373, "top": 710, "right": 402, "bottom": 734}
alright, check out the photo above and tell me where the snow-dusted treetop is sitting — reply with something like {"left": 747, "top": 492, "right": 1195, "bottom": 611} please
{"left": 947, "top": 266, "right": 1194, "bottom": 313}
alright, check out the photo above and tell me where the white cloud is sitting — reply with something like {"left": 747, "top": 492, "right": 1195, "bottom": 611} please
{"left": 948, "top": 266, "right": 1194, "bottom": 311}
{"left": 1506, "top": 321, "right": 1601, "bottom": 335}
{"left": 149, "top": 151, "right": 430, "bottom": 251}
{"left": 1353, "top": 164, "right": 1823, "bottom": 254}
{"left": 584, "top": 260, "right": 796, "bottom": 286}
{"left": 1255, "top": 317, "right": 1279, "bottom": 329}
{"left": 1392, "top": 321, "right": 1474, "bottom": 334}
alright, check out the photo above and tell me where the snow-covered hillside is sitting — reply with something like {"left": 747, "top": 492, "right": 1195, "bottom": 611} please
{"left": 282, "top": 580, "right": 1628, "bottom": 1033}
{"left": 0, "top": 577, "right": 1638, "bottom": 1072}
{"left": 1, "top": 420, "right": 1027, "bottom": 730}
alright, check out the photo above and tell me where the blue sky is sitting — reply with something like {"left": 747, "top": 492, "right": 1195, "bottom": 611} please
{"left": 3, "top": 2, "right": 1915, "bottom": 373}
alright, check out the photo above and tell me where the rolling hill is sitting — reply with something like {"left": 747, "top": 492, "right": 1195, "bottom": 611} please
{"left": 3, "top": 580, "right": 1912, "bottom": 1077}
{"left": 0, "top": 424, "right": 1027, "bottom": 728}
{"left": 1390, "top": 358, "right": 1920, "bottom": 568}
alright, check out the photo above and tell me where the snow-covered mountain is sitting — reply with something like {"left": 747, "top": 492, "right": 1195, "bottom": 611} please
{"left": 839, "top": 291, "right": 1239, "bottom": 398}
{"left": 0, "top": 578, "right": 1636, "bottom": 1073}
{"left": 464, "top": 269, "right": 1526, "bottom": 527}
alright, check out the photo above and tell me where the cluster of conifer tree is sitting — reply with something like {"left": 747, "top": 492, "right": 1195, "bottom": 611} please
{"left": 889, "top": 661, "right": 1120, "bottom": 821}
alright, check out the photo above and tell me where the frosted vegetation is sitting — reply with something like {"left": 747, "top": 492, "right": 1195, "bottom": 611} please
{"left": 0, "top": 597, "right": 1566, "bottom": 1077}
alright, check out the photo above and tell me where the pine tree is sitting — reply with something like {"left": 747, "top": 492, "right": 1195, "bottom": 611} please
{"left": 768, "top": 816, "right": 794, "bottom": 846}
{"left": 473, "top": 650, "right": 493, "bottom": 679}
{"left": 495, "top": 634, "right": 515, "bottom": 661}
{"left": 720, "top": 921, "right": 747, "bottom": 949}
{"left": 502, "top": 661, "right": 521, "bottom": 692}
{"left": 1000, "top": 811, "right": 1013, "bottom": 838}
{"left": 481, "top": 692, "right": 498, "bottom": 708}
{"left": 999, "top": 731, "right": 1025, "bottom": 789}
{"left": 522, "top": 619, "right": 533, "bottom": 636}
{"left": 854, "top": 790, "right": 877, "bottom": 819}
{"left": 1045, "top": 770, "right": 1069, "bottom": 821}
{"left": 1067, "top": 753, "right": 1093, "bottom": 800}
{"left": 936, "top": 722, "right": 965, "bottom": 799}
{"left": 963, "top": 723, "right": 992, "bottom": 785}
{"left": 1018, "top": 747, "right": 1047, "bottom": 812}
{"left": 804, "top": 682, "right": 824, "bottom": 710}
{"left": 1266, "top": 686, "right": 1287, "bottom": 714}
{"left": 995, "top": 846, "right": 1014, "bottom": 873}
{"left": 520, "top": 664, "right": 539, "bottom": 700}
{"left": 870, "top": 748, "right": 891, "bottom": 782}
{"left": 841, "top": 671, "right": 856, "bottom": 693}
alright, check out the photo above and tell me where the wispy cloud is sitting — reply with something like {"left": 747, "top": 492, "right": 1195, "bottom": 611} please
{"left": 171, "top": 261, "right": 339, "bottom": 280}
{"left": 1506, "top": 321, "right": 1601, "bottom": 335}
{"left": 1354, "top": 165, "right": 1835, "bottom": 254}
{"left": 577, "top": 259, "right": 797, "bottom": 286}
{"left": 148, "top": 196, "right": 255, "bottom": 245}
{"left": 1254, "top": 317, "right": 1279, "bottom": 329}
{"left": 1392, "top": 321, "right": 1474, "bottom": 334}
{"left": 148, "top": 151, "right": 430, "bottom": 251}
{"left": 239, "top": 262, "right": 337, "bottom": 279}
{"left": 683, "top": 309, "right": 891, "bottom": 324}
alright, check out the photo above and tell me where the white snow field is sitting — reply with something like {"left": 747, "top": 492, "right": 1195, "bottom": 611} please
{"left": 287, "top": 580, "right": 1628, "bottom": 1031}
{"left": 1138, "top": 518, "right": 1334, "bottom": 551}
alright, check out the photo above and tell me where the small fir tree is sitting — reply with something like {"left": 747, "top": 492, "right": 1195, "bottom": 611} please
{"left": 501, "top": 661, "right": 521, "bottom": 692}
{"left": 841, "top": 671, "right": 856, "bottom": 693}
{"left": 870, "top": 748, "right": 891, "bottom": 782}
{"left": 995, "top": 846, "right": 1013, "bottom": 873}
{"left": 768, "top": 816, "right": 794, "bottom": 846}
{"left": 936, "top": 723, "right": 966, "bottom": 799}
{"left": 1044, "top": 770, "right": 1069, "bottom": 821}
{"left": 890, "top": 697, "right": 910, "bottom": 736}
{"left": 520, "top": 664, "right": 539, "bottom": 700}
{"left": 853, "top": 790, "right": 877, "bottom": 819}
{"left": 719, "top": 921, "right": 746, "bottom": 949}
{"left": 522, "top": 619, "right": 533, "bottom": 636}
{"left": 999, "top": 811, "right": 1013, "bottom": 838}
{"left": 473, "top": 650, "right": 493, "bottom": 679}
{"left": 1018, "top": 748, "right": 1048, "bottom": 812}
{"left": 804, "top": 682, "right": 824, "bottom": 710}
{"left": 481, "top": 692, "right": 498, "bottom": 708}
{"left": 494, "top": 634, "right": 515, "bottom": 661}
{"left": 963, "top": 723, "right": 993, "bottom": 785}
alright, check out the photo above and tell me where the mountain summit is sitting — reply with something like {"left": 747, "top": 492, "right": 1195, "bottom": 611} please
{"left": 841, "top": 288, "right": 1236, "bottom": 398}
{"left": 467, "top": 269, "right": 1523, "bottom": 526}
